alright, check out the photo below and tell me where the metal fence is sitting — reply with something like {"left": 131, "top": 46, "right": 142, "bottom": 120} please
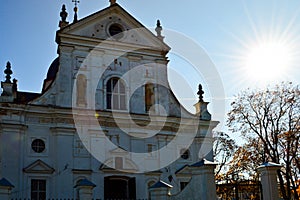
{"left": 10, "top": 199, "right": 149, "bottom": 200}
{"left": 216, "top": 180, "right": 262, "bottom": 200}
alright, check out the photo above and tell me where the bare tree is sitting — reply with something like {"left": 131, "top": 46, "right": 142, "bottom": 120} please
{"left": 213, "top": 131, "right": 238, "bottom": 181}
{"left": 227, "top": 137, "right": 264, "bottom": 179}
{"left": 227, "top": 82, "right": 300, "bottom": 200}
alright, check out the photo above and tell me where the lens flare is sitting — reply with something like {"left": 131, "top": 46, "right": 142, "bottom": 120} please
{"left": 244, "top": 41, "right": 292, "bottom": 84}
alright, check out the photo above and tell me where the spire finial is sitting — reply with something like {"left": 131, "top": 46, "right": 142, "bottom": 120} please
{"left": 110, "top": 0, "right": 117, "bottom": 6}
{"left": 155, "top": 20, "right": 164, "bottom": 41}
{"left": 4, "top": 62, "right": 13, "bottom": 83}
{"left": 60, "top": 5, "right": 68, "bottom": 22}
{"left": 59, "top": 4, "right": 69, "bottom": 28}
{"left": 197, "top": 84, "right": 204, "bottom": 102}
{"left": 72, "top": 0, "right": 80, "bottom": 23}
{"left": 13, "top": 78, "right": 18, "bottom": 91}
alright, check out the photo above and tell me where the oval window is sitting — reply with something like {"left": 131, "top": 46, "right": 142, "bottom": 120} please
{"left": 31, "top": 139, "right": 46, "bottom": 153}
{"left": 109, "top": 24, "right": 124, "bottom": 39}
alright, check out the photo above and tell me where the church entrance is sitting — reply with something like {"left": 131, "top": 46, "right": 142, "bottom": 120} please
{"left": 104, "top": 176, "right": 136, "bottom": 200}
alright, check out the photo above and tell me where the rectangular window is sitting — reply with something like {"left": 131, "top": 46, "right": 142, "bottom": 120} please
{"left": 145, "top": 84, "right": 155, "bottom": 112}
{"left": 115, "top": 157, "right": 123, "bottom": 169}
{"left": 106, "top": 78, "right": 126, "bottom": 110}
{"left": 31, "top": 179, "right": 46, "bottom": 200}
{"left": 147, "top": 144, "right": 153, "bottom": 153}
{"left": 147, "top": 144, "right": 157, "bottom": 157}
{"left": 180, "top": 181, "right": 188, "bottom": 191}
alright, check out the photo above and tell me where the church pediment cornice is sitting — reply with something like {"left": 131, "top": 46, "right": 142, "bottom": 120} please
{"left": 23, "top": 159, "right": 55, "bottom": 174}
{"left": 56, "top": 4, "right": 170, "bottom": 52}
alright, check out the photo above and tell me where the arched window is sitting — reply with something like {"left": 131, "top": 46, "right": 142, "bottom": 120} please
{"left": 145, "top": 83, "right": 155, "bottom": 112}
{"left": 104, "top": 176, "right": 136, "bottom": 200}
{"left": 106, "top": 77, "right": 126, "bottom": 110}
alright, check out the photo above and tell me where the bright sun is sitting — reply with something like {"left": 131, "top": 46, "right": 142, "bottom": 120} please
{"left": 244, "top": 41, "right": 292, "bottom": 84}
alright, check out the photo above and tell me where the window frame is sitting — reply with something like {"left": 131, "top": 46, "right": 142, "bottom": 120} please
{"left": 31, "top": 179, "right": 46, "bottom": 200}
{"left": 105, "top": 77, "right": 127, "bottom": 111}
{"left": 115, "top": 156, "right": 124, "bottom": 170}
{"left": 145, "top": 83, "right": 155, "bottom": 112}
{"left": 31, "top": 139, "right": 46, "bottom": 154}
{"left": 146, "top": 144, "right": 157, "bottom": 158}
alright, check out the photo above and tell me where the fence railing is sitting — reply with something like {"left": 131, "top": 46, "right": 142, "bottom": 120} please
{"left": 11, "top": 199, "right": 149, "bottom": 200}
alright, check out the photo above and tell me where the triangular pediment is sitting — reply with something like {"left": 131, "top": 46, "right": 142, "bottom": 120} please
{"left": 175, "top": 164, "right": 191, "bottom": 175}
{"left": 110, "top": 146, "right": 128, "bottom": 154}
{"left": 99, "top": 157, "right": 138, "bottom": 172}
{"left": 23, "top": 159, "right": 55, "bottom": 174}
{"left": 58, "top": 4, "right": 170, "bottom": 51}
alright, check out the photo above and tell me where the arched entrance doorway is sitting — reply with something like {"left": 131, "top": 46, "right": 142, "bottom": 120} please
{"left": 104, "top": 176, "right": 136, "bottom": 200}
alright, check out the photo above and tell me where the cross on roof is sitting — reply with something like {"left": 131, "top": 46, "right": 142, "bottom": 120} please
{"left": 110, "top": 0, "right": 116, "bottom": 5}
{"left": 72, "top": 0, "right": 80, "bottom": 7}
{"left": 72, "top": 0, "right": 80, "bottom": 22}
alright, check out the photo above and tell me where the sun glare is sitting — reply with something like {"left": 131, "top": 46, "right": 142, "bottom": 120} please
{"left": 244, "top": 41, "right": 292, "bottom": 84}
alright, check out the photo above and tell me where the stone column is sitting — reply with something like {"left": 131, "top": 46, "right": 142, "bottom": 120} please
{"left": 257, "top": 162, "right": 282, "bottom": 200}
{"left": 190, "top": 159, "right": 217, "bottom": 200}
{"left": 149, "top": 180, "right": 172, "bottom": 200}
{"left": 0, "top": 178, "right": 14, "bottom": 200}
{"left": 74, "top": 179, "right": 96, "bottom": 200}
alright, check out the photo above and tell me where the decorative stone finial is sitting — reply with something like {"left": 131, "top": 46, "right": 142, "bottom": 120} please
{"left": 194, "top": 84, "right": 211, "bottom": 120}
{"left": 60, "top": 5, "right": 68, "bottom": 22}
{"left": 197, "top": 84, "right": 204, "bottom": 102}
{"left": 72, "top": 0, "right": 80, "bottom": 23}
{"left": 13, "top": 78, "right": 17, "bottom": 91}
{"left": 59, "top": 4, "right": 69, "bottom": 28}
{"left": 1, "top": 62, "right": 17, "bottom": 100}
{"left": 155, "top": 20, "right": 164, "bottom": 41}
{"left": 4, "top": 62, "right": 12, "bottom": 83}
{"left": 156, "top": 20, "right": 162, "bottom": 33}
{"left": 73, "top": 8, "right": 78, "bottom": 22}
{"left": 110, "top": 0, "right": 117, "bottom": 6}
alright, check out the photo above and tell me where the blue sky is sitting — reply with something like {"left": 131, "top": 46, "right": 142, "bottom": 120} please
{"left": 1, "top": 0, "right": 300, "bottom": 130}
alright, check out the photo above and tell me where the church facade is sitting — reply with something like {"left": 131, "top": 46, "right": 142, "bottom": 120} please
{"left": 0, "top": 2, "right": 218, "bottom": 199}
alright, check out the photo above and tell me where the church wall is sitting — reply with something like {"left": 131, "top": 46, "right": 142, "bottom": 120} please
{"left": 53, "top": 132, "right": 74, "bottom": 197}
{"left": 54, "top": 42, "right": 171, "bottom": 113}
{"left": 0, "top": 126, "right": 23, "bottom": 195}
{"left": 0, "top": 3, "right": 219, "bottom": 199}
{"left": 0, "top": 103, "right": 216, "bottom": 199}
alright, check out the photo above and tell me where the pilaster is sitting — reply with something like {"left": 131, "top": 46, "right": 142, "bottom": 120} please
{"left": 0, "top": 178, "right": 14, "bottom": 200}
{"left": 149, "top": 180, "right": 172, "bottom": 200}
{"left": 257, "top": 162, "right": 281, "bottom": 200}
{"left": 190, "top": 159, "right": 217, "bottom": 199}
{"left": 74, "top": 179, "right": 96, "bottom": 200}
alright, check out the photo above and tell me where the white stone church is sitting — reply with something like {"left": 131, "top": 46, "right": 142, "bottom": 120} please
{"left": 0, "top": 1, "right": 218, "bottom": 199}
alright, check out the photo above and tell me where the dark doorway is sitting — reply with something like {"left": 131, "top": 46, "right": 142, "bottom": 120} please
{"left": 104, "top": 176, "right": 136, "bottom": 200}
